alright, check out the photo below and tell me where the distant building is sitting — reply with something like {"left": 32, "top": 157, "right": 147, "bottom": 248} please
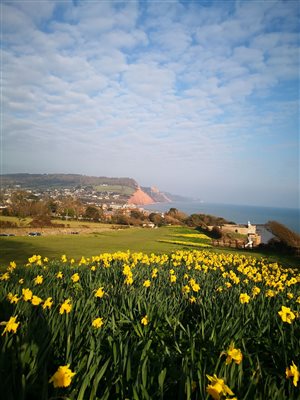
{"left": 210, "top": 222, "right": 261, "bottom": 246}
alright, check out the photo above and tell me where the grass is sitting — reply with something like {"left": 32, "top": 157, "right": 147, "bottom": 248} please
{"left": 0, "top": 216, "right": 32, "bottom": 227}
{"left": 0, "top": 226, "right": 196, "bottom": 266}
{"left": 0, "top": 224, "right": 299, "bottom": 269}
{"left": 0, "top": 216, "right": 118, "bottom": 229}
{"left": 93, "top": 184, "right": 135, "bottom": 195}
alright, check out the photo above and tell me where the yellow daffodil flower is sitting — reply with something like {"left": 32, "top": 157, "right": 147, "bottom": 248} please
{"left": 49, "top": 364, "right": 75, "bottom": 388}
{"left": 92, "top": 317, "right": 104, "bottom": 328}
{"left": 206, "top": 374, "right": 234, "bottom": 400}
{"left": 239, "top": 293, "right": 250, "bottom": 304}
{"left": 22, "top": 288, "right": 33, "bottom": 301}
{"left": 286, "top": 361, "right": 299, "bottom": 387}
{"left": 278, "top": 306, "right": 296, "bottom": 324}
{"left": 1, "top": 316, "right": 20, "bottom": 335}
{"left": 59, "top": 299, "right": 72, "bottom": 314}
{"left": 71, "top": 273, "right": 80, "bottom": 283}
{"left": 43, "top": 297, "right": 53, "bottom": 310}
{"left": 33, "top": 275, "right": 43, "bottom": 285}
{"left": 95, "top": 287, "right": 105, "bottom": 298}
{"left": 222, "top": 342, "right": 243, "bottom": 365}
{"left": 31, "top": 295, "right": 43, "bottom": 306}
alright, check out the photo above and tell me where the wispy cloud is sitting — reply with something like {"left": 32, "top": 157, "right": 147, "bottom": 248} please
{"left": 1, "top": 0, "right": 299, "bottom": 207}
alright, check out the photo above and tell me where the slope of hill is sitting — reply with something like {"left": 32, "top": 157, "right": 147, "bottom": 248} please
{"left": 1, "top": 173, "right": 186, "bottom": 205}
{"left": 0, "top": 173, "right": 137, "bottom": 191}
{"left": 141, "top": 186, "right": 171, "bottom": 203}
{"left": 127, "top": 187, "right": 155, "bottom": 205}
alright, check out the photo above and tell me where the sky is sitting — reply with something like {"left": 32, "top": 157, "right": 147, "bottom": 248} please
{"left": 1, "top": 0, "right": 299, "bottom": 208}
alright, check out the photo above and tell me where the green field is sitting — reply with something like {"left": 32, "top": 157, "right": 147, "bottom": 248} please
{"left": 0, "top": 226, "right": 202, "bottom": 266}
{"left": 1, "top": 224, "right": 298, "bottom": 269}
{"left": 0, "top": 216, "right": 113, "bottom": 229}
{"left": 93, "top": 184, "right": 135, "bottom": 195}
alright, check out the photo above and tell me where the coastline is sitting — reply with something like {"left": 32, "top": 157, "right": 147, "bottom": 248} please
{"left": 143, "top": 201, "right": 300, "bottom": 234}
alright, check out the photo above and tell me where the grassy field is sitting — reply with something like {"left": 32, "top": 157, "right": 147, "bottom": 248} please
{"left": 0, "top": 226, "right": 202, "bottom": 266}
{"left": 93, "top": 184, "right": 135, "bottom": 195}
{"left": 0, "top": 216, "right": 113, "bottom": 229}
{"left": 0, "top": 224, "right": 299, "bottom": 269}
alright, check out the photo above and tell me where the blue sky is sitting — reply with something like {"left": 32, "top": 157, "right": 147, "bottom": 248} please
{"left": 1, "top": 0, "right": 299, "bottom": 208}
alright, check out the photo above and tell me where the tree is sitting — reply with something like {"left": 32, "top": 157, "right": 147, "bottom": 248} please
{"left": 266, "top": 220, "right": 300, "bottom": 254}
{"left": 166, "top": 208, "right": 187, "bottom": 222}
{"left": 84, "top": 206, "right": 100, "bottom": 221}
{"left": 149, "top": 212, "right": 165, "bottom": 226}
{"left": 130, "top": 210, "right": 146, "bottom": 221}
{"left": 112, "top": 212, "right": 130, "bottom": 225}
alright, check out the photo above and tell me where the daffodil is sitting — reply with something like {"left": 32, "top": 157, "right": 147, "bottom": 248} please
{"left": 143, "top": 280, "right": 151, "bottom": 288}
{"left": 7, "top": 293, "right": 19, "bottom": 304}
{"left": 43, "top": 297, "right": 53, "bottom": 310}
{"left": 34, "top": 275, "right": 43, "bottom": 285}
{"left": 49, "top": 364, "right": 75, "bottom": 388}
{"left": 1, "top": 316, "right": 20, "bottom": 335}
{"left": 286, "top": 361, "right": 299, "bottom": 387}
{"left": 266, "top": 289, "right": 276, "bottom": 298}
{"left": 0, "top": 272, "right": 10, "bottom": 281}
{"left": 56, "top": 271, "right": 63, "bottom": 279}
{"left": 252, "top": 286, "right": 261, "bottom": 297}
{"left": 239, "top": 293, "right": 250, "bottom": 304}
{"left": 151, "top": 268, "right": 158, "bottom": 278}
{"left": 59, "top": 299, "right": 72, "bottom": 314}
{"left": 22, "top": 288, "right": 33, "bottom": 301}
{"left": 222, "top": 342, "right": 243, "bottom": 365}
{"left": 92, "top": 317, "right": 104, "bottom": 328}
{"left": 79, "top": 256, "right": 87, "bottom": 265}
{"left": 191, "top": 282, "right": 200, "bottom": 292}
{"left": 141, "top": 315, "right": 148, "bottom": 326}
{"left": 61, "top": 254, "right": 67, "bottom": 263}
{"left": 182, "top": 285, "right": 190, "bottom": 294}
{"left": 71, "top": 273, "right": 80, "bottom": 283}
{"left": 278, "top": 306, "right": 295, "bottom": 324}
{"left": 95, "top": 287, "right": 105, "bottom": 298}
{"left": 206, "top": 374, "right": 234, "bottom": 400}
{"left": 31, "top": 295, "right": 43, "bottom": 306}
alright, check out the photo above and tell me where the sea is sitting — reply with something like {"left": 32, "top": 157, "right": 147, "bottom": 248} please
{"left": 143, "top": 201, "right": 300, "bottom": 234}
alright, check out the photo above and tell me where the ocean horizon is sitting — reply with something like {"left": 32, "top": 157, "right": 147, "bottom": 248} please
{"left": 143, "top": 201, "right": 300, "bottom": 234}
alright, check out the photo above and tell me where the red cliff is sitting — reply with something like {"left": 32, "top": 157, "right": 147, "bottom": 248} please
{"left": 127, "top": 187, "right": 155, "bottom": 205}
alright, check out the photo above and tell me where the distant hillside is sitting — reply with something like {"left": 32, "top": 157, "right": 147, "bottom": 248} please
{"left": 141, "top": 187, "right": 193, "bottom": 203}
{"left": 0, "top": 173, "right": 137, "bottom": 190}
{"left": 163, "top": 191, "right": 193, "bottom": 202}
{"left": 0, "top": 173, "right": 187, "bottom": 204}
{"left": 141, "top": 186, "right": 171, "bottom": 203}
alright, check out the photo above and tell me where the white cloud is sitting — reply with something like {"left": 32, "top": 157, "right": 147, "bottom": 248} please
{"left": 1, "top": 0, "right": 299, "bottom": 207}
{"left": 122, "top": 63, "right": 175, "bottom": 97}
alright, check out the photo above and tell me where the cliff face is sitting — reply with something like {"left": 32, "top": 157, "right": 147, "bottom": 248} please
{"left": 141, "top": 186, "right": 171, "bottom": 203}
{"left": 127, "top": 187, "right": 155, "bottom": 205}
